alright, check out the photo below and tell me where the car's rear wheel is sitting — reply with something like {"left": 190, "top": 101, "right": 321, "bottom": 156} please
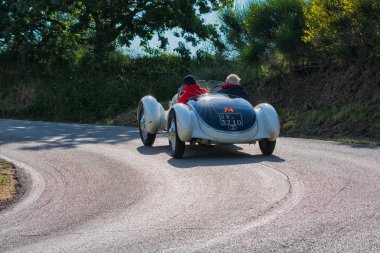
{"left": 138, "top": 105, "right": 156, "bottom": 146}
{"left": 168, "top": 110, "right": 185, "bottom": 158}
{"left": 259, "top": 139, "right": 276, "bottom": 155}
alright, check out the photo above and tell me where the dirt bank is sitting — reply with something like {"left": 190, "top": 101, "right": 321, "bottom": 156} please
{"left": 249, "top": 61, "right": 380, "bottom": 139}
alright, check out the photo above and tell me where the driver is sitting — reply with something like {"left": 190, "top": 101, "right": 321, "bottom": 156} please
{"left": 218, "top": 74, "right": 251, "bottom": 103}
{"left": 178, "top": 75, "right": 208, "bottom": 104}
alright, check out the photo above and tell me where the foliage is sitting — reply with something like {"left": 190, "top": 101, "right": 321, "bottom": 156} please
{"left": 0, "top": 1, "right": 84, "bottom": 61}
{"left": 29, "top": 52, "right": 189, "bottom": 122}
{"left": 0, "top": 0, "right": 233, "bottom": 58}
{"left": 220, "top": 0, "right": 308, "bottom": 65}
{"left": 0, "top": 52, "right": 240, "bottom": 122}
{"left": 219, "top": 6, "right": 249, "bottom": 53}
{"left": 79, "top": 0, "right": 234, "bottom": 54}
{"left": 303, "top": 0, "right": 380, "bottom": 61}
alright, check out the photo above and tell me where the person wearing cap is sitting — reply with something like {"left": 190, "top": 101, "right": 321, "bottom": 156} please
{"left": 218, "top": 74, "right": 251, "bottom": 103}
{"left": 178, "top": 75, "right": 208, "bottom": 104}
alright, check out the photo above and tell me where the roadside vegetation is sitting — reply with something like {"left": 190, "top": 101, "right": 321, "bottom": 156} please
{"left": 0, "top": 0, "right": 379, "bottom": 139}
{"left": 0, "top": 161, "right": 17, "bottom": 205}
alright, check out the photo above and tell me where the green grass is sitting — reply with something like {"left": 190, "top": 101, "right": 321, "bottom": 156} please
{"left": 279, "top": 105, "right": 380, "bottom": 140}
{"left": 0, "top": 174, "right": 10, "bottom": 186}
{"left": 0, "top": 162, "right": 13, "bottom": 186}
{"left": 0, "top": 162, "right": 12, "bottom": 169}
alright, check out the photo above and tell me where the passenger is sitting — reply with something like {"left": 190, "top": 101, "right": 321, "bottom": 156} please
{"left": 178, "top": 75, "right": 208, "bottom": 104}
{"left": 218, "top": 74, "right": 251, "bottom": 103}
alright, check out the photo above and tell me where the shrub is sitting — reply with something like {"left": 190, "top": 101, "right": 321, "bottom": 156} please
{"left": 303, "top": 0, "right": 380, "bottom": 62}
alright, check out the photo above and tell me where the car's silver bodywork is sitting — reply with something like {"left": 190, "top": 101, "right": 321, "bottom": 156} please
{"left": 137, "top": 94, "right": 280, "bottom": 145}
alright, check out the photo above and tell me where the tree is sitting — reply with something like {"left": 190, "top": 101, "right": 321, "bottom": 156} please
{"left": 0, "top": 1, "right": 85, "bottom": 60}
{"left": 220, "top": 0, "right": 307, "bottom": 66}
{"left": 303, "top": 0, "right": 380, "bottom": 61}
{"left": 75, "top": 0, "right": 233, "bottom": 54}
{"left": 1, "top": 1, "right": 233, "bottom": 58}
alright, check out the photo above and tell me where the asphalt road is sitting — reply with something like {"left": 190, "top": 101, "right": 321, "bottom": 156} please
{"left": 0, "top": 119, "right": 379, "bottom": 252}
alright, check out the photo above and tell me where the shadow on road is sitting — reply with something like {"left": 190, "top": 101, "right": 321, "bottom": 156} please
{"left": 137, "top": 143, "right": 285, "bottom": 168}
{"left": 137, "top": 145, "right": 171, "bottom": 156}
{"left": 0, "top": 119, "right": 139, "bottom": 151}
{"left": 334, "top": 142, "right": 379, "bottom": 149}
{"left": 168, "top": 154, "right": 285, "bottom": 168}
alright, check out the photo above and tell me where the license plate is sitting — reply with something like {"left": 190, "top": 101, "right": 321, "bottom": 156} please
{"left": 219, "top": 113, "right": 243, "bottom": 126}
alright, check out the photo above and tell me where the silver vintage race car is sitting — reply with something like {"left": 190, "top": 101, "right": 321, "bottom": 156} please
{"left": 137, "top": 81, "right": 280, "bottom": 158}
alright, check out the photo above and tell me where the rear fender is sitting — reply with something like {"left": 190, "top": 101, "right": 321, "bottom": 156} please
{"left": 255, "top": 103, "right": 280, "bottom": 141}
{"left": 171, "top": 103, "right": 193, "bottom": 142}
{"left": 137, "top": 96, "right": 165, "bottom": 134}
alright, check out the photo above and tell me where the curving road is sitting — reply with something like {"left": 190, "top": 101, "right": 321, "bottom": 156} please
{"left": 0, "top": 119, "right": 379, "bottom": 252}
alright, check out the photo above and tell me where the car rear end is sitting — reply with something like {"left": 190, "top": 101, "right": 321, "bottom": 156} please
{"left": 187, "top": 94, "right": 259, "bottom": 144}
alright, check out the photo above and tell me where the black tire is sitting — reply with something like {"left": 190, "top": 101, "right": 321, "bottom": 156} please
{"left": 138, "top": 105, "right": 156, "bottom": 146}
{"left": 168, "top": 110, "right": 185, "bottom": 158}
{"left": 259, "top": 139, "right": 276, "bottom": 155}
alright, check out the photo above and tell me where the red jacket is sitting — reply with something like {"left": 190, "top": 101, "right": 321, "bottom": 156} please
{"left": 221, "top": 83, "right": 240, "bottom": 89}
{"left": 178, "top": 84, "right": 208, "bottom": 104}
{"left": 219, "top": 83, "right": 251, "bottom": 103}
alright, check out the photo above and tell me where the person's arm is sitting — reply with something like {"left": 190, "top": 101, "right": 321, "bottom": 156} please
{"left": 202, "top": 87, "right": 209, "bottom": 93}
{"left": 178, "top": 92, "right": 188, "bottom": 104}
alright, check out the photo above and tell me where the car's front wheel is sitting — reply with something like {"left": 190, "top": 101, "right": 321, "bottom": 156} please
{"left": 138, "top": 105, "right": 156, "bottom": 146}
{"left": 168, "top": 110, "right": 185, "bottom": 158}
{"left": 259, "top": 139, "right": 276, "bottom": 155}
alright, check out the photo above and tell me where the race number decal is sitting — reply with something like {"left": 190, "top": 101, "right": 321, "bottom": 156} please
{"left": 224, "top": 107, "right": 234, "bottom": 113}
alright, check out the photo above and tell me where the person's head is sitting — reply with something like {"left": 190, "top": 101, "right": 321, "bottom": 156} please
{"left": 225, "top": 74, "right": 241, "bottom": 85}
{"left": 182, "top": 75, "right": 197, "bottom": 86}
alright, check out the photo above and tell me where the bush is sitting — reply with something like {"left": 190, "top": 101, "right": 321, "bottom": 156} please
{"left": 0, "top": 51, "right": 243, "bottom": 122}
{"left": 303, "top": 0, "right": 380, "bottom": 62}
{"left": 29, "top": 52, "right": 189, "bottom": 122}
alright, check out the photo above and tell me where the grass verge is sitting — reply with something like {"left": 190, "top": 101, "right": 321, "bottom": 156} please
{"left": 0, "top": 162, "right": 17, "bottom": 203}
{"left": 279, "top": 105, "right": 380, "bottom": 141}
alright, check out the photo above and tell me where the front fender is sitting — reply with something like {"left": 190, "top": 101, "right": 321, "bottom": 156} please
{"left": 172, "top": 103, "right": 193, "bottom": 142}
{"left": 255, "top": 103, "right": 280, "bottom": 141}
{"left": 137, "top": 96, "right": 165, "bottom": 134}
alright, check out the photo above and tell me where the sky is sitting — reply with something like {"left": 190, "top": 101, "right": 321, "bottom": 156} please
{"left": 125, "top": 0, "right": 250, "bottom": 56}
